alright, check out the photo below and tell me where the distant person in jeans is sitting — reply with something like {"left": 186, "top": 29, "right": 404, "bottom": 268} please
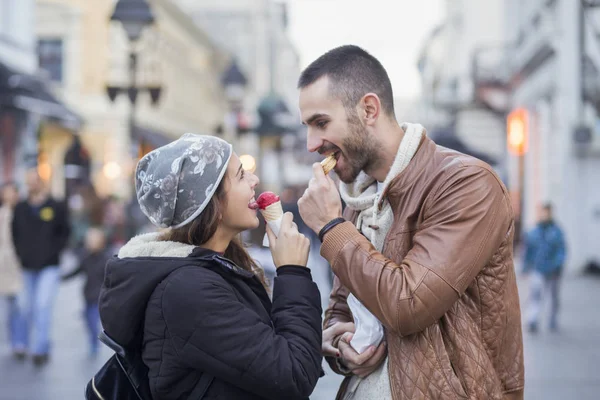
{"left": 12, "top": 169, "right": 71, "bottom": 366}
{"left": 0, "top": 182, "right": 25, "bottom": 359}
{"left": 523, "top": 203, "right": 567, "bottom": 333}
{"left": 62, "top": 227, "right": 110, "bottom": 357}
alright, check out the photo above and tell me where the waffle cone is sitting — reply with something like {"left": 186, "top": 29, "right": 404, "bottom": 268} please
{"left": 260, "top": 201, "right": 283, "bottom": 221}
{"left": 321, "top": 154, "right": 337, "bottom": 175}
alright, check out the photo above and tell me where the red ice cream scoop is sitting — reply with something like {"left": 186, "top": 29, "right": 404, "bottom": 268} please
{"left": 256, "top": 191, "right": 280, "bottom": 210}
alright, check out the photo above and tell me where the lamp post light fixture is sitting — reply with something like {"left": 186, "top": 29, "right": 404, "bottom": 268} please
{"left": 107, "top": 0, "right": 162, "bottom": 164}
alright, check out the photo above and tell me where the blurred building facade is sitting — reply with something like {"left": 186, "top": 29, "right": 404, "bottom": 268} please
{"left": 173, "top": 0, "right": 304, "bottom": 191}
{"left": 501, "top": 0, "right": 600, "bottom": 272}
{"left": 174, "top": 0, "right": 300, "bottom": 115}
{"left": 0, "top": 0, "right": 80, "bottom": 193}
{"left": 419, "top": 0, "right": 600, "bottom": 272}
{"left": 417, "top": 0, "right": 507, "bottom": 169}
{"left": 35, "top": 0, "right": 230, "bottom": 199}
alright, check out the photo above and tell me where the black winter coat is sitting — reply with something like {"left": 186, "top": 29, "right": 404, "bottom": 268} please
{"left": 99, "top": 236, "right": 323, "bottom": 400}
{"left": 12, "top": 197, "right": 70, "bottom": 271}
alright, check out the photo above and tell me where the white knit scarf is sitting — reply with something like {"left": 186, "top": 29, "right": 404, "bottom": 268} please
{"left": 340, "top": 122, "right": 425, "bottom": 400}
{"left": 340, "top": 122, "right": 425, "bottom": 249}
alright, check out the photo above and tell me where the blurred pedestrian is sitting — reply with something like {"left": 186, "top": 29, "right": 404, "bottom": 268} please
{"left": 98, "top": 134, "right": 323, "bottom": 399}
{"left": 102, "top": 196, "right": 127, "bottom": 252}
{"left": 0, "top": 182, "right": 25, "bottom": 359}
{"left": 523, "top": 203, "right": 567, "bottom": 333}
{"left": 62, "top": 227, "right": 110, "bottom": 357}
{"left": 68, "top": 183, "right": 104, "bottom": 257}
{"left": 11, "top": 168, "right": 71, "bottom": 366}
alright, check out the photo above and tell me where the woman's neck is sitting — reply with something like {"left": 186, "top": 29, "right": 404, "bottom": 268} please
{"left": 202, "top": 228, "right": 235, "bottom": 254}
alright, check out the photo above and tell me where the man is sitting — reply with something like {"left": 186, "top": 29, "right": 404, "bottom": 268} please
{"left": 12, "top": 168, "right": 70, "bottom": 366}
{"left": 523, "top": 203, "right": 566, "bottom": 333}
{"left": 297, "top": 45, "right": 524, "bottom": 399}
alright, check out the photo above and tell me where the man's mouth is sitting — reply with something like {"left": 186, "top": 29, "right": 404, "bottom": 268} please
{"left": 323, "top": 150, "right": 340, "bottom": 161}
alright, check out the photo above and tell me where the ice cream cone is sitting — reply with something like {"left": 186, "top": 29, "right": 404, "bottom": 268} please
{"left": 321, "top": 154, "right": 337, "bottom": 175}
{"left": 260, "top": 201, "right": 283, "bottom": 222}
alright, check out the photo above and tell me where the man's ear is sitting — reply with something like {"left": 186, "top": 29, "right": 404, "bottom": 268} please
{"left": 360, "top": 93, "right": 381, "bottom": 126}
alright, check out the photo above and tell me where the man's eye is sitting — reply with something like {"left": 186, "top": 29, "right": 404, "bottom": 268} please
{"left": 316, "top": 121, "right": 328, "bottom": 129}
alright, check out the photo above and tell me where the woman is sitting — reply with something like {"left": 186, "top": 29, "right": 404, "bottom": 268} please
{"left": 99, "top": 134, "right": 323, "bottom": 400}
{"left": 0, "top": 182, "right": 24, "bottom": 359}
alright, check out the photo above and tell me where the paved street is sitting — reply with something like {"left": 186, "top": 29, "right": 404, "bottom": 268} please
{"left": 1, "top": 250, "right": 599, "bottom": 399}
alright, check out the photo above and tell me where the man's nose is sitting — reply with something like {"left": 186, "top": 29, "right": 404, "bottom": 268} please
{"left": 306, "top": 130, "right": 323, "bottom": 153}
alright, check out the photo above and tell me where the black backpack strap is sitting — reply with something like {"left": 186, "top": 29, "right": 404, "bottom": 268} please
{"left": 188, "top": 373, "right": 214, "bottom": 400}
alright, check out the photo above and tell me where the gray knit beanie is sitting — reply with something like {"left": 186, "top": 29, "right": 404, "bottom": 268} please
{"left": 135, "top": 133, "right": 232, "bottom": 229}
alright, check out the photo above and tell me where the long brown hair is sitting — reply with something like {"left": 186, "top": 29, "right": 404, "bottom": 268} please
{"left": 160, "top": 176, "right": 268, "bottom": 288}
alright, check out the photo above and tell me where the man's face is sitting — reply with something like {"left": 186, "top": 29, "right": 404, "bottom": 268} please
{"left": 539, "top": 206, "right": 552, "bottom": 222}
{"left": 25, "top": 170, "right": 41, "bottom": 194}
{"left": 299, "top": 76, "right": 380, "bottom": 184}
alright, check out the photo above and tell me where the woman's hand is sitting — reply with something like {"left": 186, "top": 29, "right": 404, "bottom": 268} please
{"left": 266, "top": 212, "right": 310, "bottom": 268}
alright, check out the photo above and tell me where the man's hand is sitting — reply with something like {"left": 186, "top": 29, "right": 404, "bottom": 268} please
{"left": 298, "top": 162, "right": 343, "bottom": 234}
{"left": 338, "top": 332, "right": 387, "bottom": 378}
{"left": 322, "top": 322, "right": 355, "bottom": 358}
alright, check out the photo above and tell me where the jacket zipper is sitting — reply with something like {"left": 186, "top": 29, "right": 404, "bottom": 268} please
{"left": 91, "top": 377, "right": 105, "bottom": 400}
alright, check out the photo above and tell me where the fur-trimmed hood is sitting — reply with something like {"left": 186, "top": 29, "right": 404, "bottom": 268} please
{"left": 99, "top": 233, "right": 218, "bottom": 347}
{"left": 117, "top": 232, "right": 196, "bottom": 259}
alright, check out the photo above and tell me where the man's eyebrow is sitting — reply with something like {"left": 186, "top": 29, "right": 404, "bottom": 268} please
{"left": 302, "top": 113, "right": 328, "bottom": 126}
{"left": 236, "top": 164, "right": 243, "bottom": 176}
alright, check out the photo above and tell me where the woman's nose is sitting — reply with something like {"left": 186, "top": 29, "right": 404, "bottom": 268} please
{"left": 251, "top": 173, "right": 260, "bottom": 188}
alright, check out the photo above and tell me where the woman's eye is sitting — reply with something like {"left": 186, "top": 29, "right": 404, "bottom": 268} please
{"left": 240, "top": 170, "right": 245, "bottom": 179}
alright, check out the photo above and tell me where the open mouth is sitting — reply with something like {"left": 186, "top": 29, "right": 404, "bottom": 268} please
{"left": 248, "top": 197, "right": 259, "bottom": 210}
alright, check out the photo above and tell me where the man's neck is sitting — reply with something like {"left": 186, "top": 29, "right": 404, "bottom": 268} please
{"left": 366, "top": 122, "right": 405, "bottom": 183}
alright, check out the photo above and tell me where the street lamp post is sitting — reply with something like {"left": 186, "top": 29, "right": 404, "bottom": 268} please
{"left": 107, "top": 0, "right": 161, "bottom": 165}
{"left": 221, "top": 59, "right": 249, "bottom": 143}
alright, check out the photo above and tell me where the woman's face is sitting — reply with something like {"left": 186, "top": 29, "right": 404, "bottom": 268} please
{"left": 1, "top": 184, "right": 18, "bottom": 207}
{"left": 220, "top": 153, "right": 260, "bottom": 234}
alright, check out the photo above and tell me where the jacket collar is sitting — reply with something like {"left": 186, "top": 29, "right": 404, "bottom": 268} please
{"left": 378, "top": 135, "right": 436, "bottom": 211}
{"left": 118, "top": 232, "right": 254, "bottom": 279}
{"left": 189, "top": 247, "right": 255, "bottom": 279}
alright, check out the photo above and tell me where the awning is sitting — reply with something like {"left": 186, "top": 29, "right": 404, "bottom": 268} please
{"left": 0, "top": 61, "right": 82, "bottom": 130}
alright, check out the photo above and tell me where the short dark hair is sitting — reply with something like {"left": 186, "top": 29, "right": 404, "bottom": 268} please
{"left": 542, "top": 203, "right": 553, "bottom": 213}
{"left": 298, "top": 45, "right": 396, "bottom": 117}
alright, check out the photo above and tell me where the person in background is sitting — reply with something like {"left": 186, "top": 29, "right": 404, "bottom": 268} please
{"left": 62, "top": 226, "right": 110, "bottom": 357}
{"left": 0, "top": 182, "right": 25, "bottom": 359}
{"left": 12, "top": 168, "right": 71, "bottom": 366}
{"left": 523, "top": 203, "right": 567, "bottom": 333}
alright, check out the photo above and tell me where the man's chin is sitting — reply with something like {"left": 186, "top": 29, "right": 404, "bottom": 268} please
{"left": 336, "top": 167, "right": 361, "bottom": 184}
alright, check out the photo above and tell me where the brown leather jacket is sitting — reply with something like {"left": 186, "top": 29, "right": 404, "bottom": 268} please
{"left": 322, "top": 137, "right": 524, "bottom": 400}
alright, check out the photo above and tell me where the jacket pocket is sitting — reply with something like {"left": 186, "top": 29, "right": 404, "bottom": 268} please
{"left": 426, "top": 324, "right": 468, "bottom": 399}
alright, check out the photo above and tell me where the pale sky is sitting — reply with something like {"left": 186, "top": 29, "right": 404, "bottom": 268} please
{"left": 284, "top": 0, "right": 445, "bottom": 99}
